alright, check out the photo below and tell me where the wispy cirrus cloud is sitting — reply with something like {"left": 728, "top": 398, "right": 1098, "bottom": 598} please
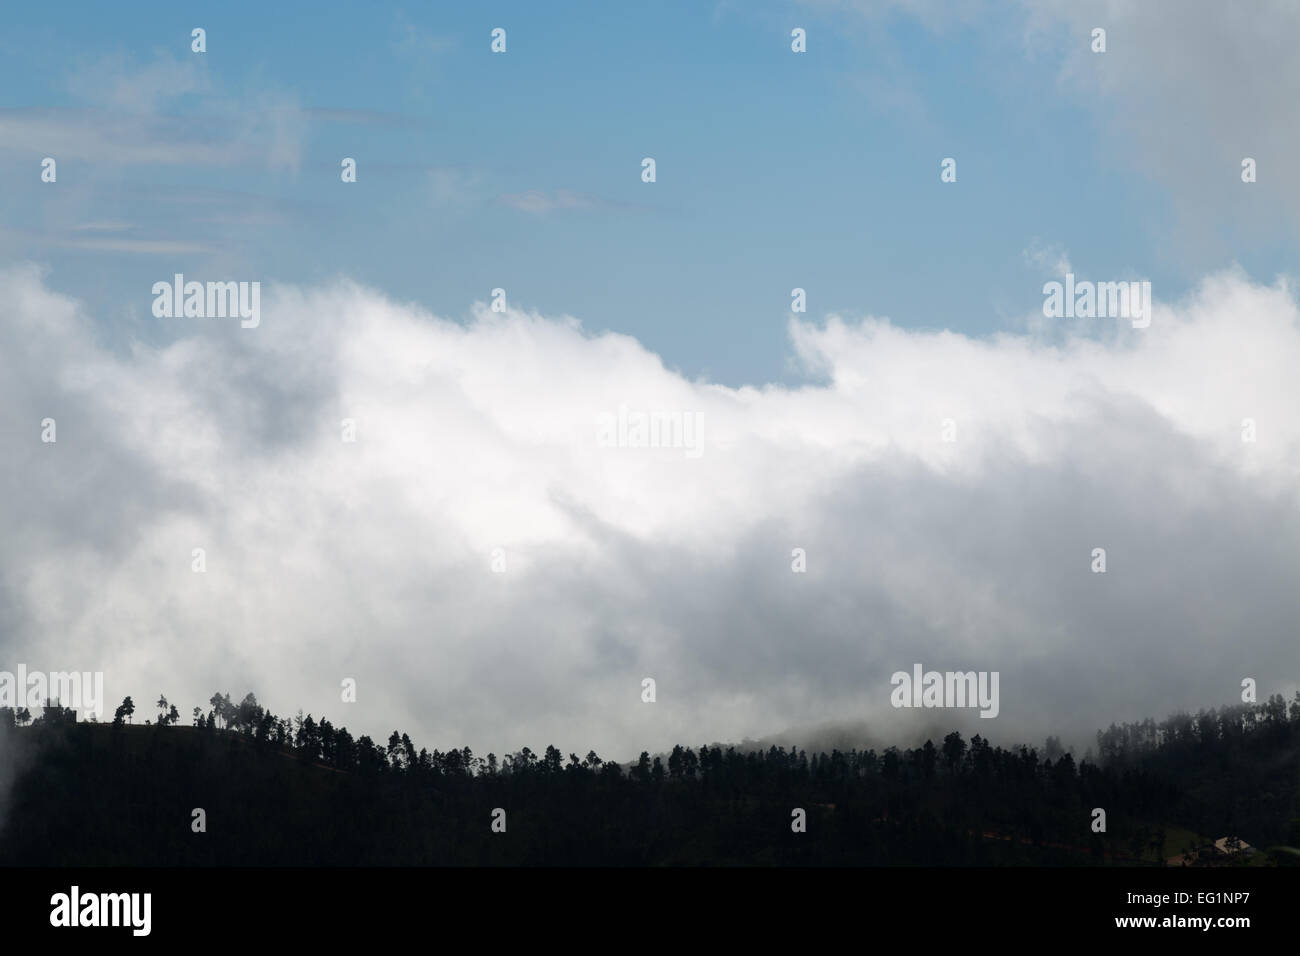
{"left": 392, "top": 14, "right": 456, "bottom": 58}
{"left": 498, "top": 189, "right": 635, "bottom": 216}
{"left": 68, "top": 221, "right": 133, "bottom": 233}
{"left": 0, "top": 107, "right": 262, "bottom": 167}
{"left": 0, "top": 226, "right": 220, "bottom": 255}
{"left": 299, "top": 107, "right": 430, "bottom": 129}
{"left": 0, "top": 51, "right": 308, "bottom": 172}
{"left": 66, "top": 50, "right": 207, "bottom": 112}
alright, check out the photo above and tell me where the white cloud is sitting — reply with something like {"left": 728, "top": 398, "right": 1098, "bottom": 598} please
{"left": 1019, "top": 0, "right": 1300, "bottom": 221}
{"left": 1, "top": 264, "right": 1298, "bottom": 758}
{"left": 807, "top": 0, "right": 1300, "bottom": 248}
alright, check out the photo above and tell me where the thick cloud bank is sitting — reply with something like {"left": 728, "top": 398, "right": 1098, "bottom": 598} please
{"left": 1, "top": 263, "right": 1297, "bottom": 758}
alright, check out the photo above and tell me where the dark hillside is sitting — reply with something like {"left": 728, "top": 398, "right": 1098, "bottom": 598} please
{"left": 2, "top": 695, "right": 1298, "bottom": 866}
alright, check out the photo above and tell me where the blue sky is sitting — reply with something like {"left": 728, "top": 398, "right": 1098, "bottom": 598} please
{"left": 2, "top": 0, "right": 1294, "bottom": 384}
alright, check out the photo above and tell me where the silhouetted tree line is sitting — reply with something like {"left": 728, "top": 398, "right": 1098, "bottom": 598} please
{"left": 1, "top": 692, "right": 1298, "bottom": 865}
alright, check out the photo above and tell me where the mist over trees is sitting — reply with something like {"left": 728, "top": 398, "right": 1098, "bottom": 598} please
{"left": 1, "top": 692, "right": 1298, "bottom": 865}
